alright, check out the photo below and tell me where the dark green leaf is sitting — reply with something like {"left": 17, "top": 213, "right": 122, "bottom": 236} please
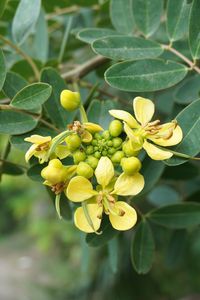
{"left": 41, "top": 67, "right": 76, "bottom": 130}
{"left": 27, "top": 164, "right": 45, "bottom": 182}
{"left": 174, "top": 75, "right": 200, "bottom": 104}
{"left": 132, "top": 0, "right": 163, "bottom": 36}
{"left": 3, "top": 71, "right": 28, "bottom": 99}
{"left": 163, "top": 162, "right": 199, "bottom": 180}
{"left": 110, "top": 0, "right": 135, "bottom": 34}
{"left": 189, "top": 0, "right": 200, "bottom": 59}
{"left": 12, "top": 0, "right": 41, "bottom": 44}
{"left": 1, "top": 161, "right": 24, "bottom": 175}
{"left": 148, "top": 202, "right": 200, "bottom": 228}
{"left": 11, "top": 83, "right": 52, "bottom": 110}
{"left": 0, "top": 0, "right": 8, "bottom": 18}
{"left": 0, "top": 49, "right": 6, "bottom": 91}
{"left": 0, "top": 110, "right": 38, "bottom": 134}
{"left": 92, "top": 36, "right": 163, "bottom": 60}
{"left": 131, "top": 220, "right": 155, "bottom": 274}
{"left": 166, "top": 99, "right": 200, "bottom": 165}
{"left": 167, "top": 0, "right": 190, "bottom": 42}
{"left": 148, "top": 185, "right": 181, "bottom": 207}
{"left": 77, "top": 28, "right": 118, "bottom": 44}
{"left": 105, "top": 59, "right": 188, "bottom": 92}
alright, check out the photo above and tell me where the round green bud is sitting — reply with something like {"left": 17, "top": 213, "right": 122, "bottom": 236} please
{"left": 94, "top": 146, "right": 98, "bottom": 151}
{"left": 111, "top": 151, "right": 124, "bottom": 163}
{"left": 122, "top": 141, "right": 140, "bottom": 157}
{"left": 66, "top": 134, "right": 81, "bottom": 151}
{"left": 112, "top": 137, "right": 123, "bottom": 148}
{"left": 102, "top": 150, "right": 107, "bottom": 156}
{"left": 109, "top": 120, "right": 123, "bottom": 137}
{"left": 86, "top": 145, "right": 94, "bottom": 155}
{"left": 121, "top": 157, "right": 142, "bottom": 175}
{"left": 76, "top": 162, "right": 93, "bottom": 178}
{"left": 102, "top": 130, "right": 111, "bottom": 140}
{"left": 60, "top": 90, "right": 81, "bottom": 111}
{"left": 92, "top": 139, "right": 97, "bottom": 146}
{"left": 94, "top": 151, "right": 101, "bottom": 159}
{"left": 107, "top": 140, "right": 113, "bottom": 147}
{"left": 86, "top": 156, "right": 99, "bottom": 169}
{"left": 94, "top": 133, "right": 102, "bottom": 140}
{"left": 108, "top": 147, "right": 116, "bottom": 155}
{"left": 73, "top": 150, "right": 86, "bottom": 164}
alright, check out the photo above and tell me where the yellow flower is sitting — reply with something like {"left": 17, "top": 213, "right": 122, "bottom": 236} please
{"left": 66, "top": 157, "right": 144, "bottom": 233}
{"left": 109, "top": 97, "right": 183, "bottom": 160}
{"left": 68, "top": 121, "right": 103, "bottom": 143}
{"left": 25, "top": 134, "right": 69, "bottom": 164}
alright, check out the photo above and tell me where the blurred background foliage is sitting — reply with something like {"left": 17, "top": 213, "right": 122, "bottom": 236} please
{"left": 0, "top": 0, "right": 200, "bottom": 299}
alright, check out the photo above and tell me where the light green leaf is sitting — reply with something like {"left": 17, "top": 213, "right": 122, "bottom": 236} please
{"left": 148, "top": 203, "right": 200, "bottom": 228}
{"left": 11, "top": 83, "right": 52, "bottom": 110}
{"left": 0, "top": 110, "right": 38, "bottom": 134}
{"left": 166, "top": 99, "right": 200, "bottom": 165}
{"left": 131, "top": 220, "right": 155, "bottom": 274}
{"left": 110, "top": 0, "right": 135, "bottom": 34}
{"left": 34, "top": 8, "right": 49, "bottom": 63}
{"left": 0, "top": 49, "right": 6, "bottom": 91}
{"left": 0, "top": 0, "right": 8, "bottom": 18}
{"left": 12, "top": 0, "right": 41, "bottom": 44}
{"left": 41, "top": 67, "right": 76, "bottom": 130}
{"left": 189, "top": 0, "right": 200, "bottom": 59}
{"left": 3, "top": 71, "right": 28, "bottom": 99}
{"left": 174, "top": 75, "right": 200, "bottom": 104}
{"left": 105, "top": 59, "right": 188, "bottom": 92}
{"left": 132, "top": 0, "right": 163, "bottom": 37}
{"left": 92, "top": 36, "right": 163, "bottom": 60}
{"left": 77, "top": 28, "right": 118, "bottom": 44}
{"left": 167, "top": 0, "right": 190, "bottom": 42}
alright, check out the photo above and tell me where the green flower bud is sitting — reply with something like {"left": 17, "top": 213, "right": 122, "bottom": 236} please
{"left": 86, "top": 145, "right": 94, "bottom": 155}
{"left": 76, "top": 162, "right": 93, "bottom": 178}
{"left": 112, "top": 137, "right": 123, "bottom": 148}
{"left": 121, "top": 157, "right": 142, "bottom": 175}
{"left": 107, "top": 140, "right": 113, "bottom": 147}
{"left": 102, "top": 150, "right": 107, "bottom": 156}
{"left": 73, "top": 150, "right": 86, "bottom": 164}
{"left": 94, "top": 151, "right": 101, "bottom": 159}
{"left": 108, "top": 147, "right": 116, "bottom": 155}
{"left": 122, "top": 140, "right": 140, "bottom": 157}
{"left": 109, "top": 120, "right": 123, "bottom": 137}
{"left": 102, "top": 130, "right": 111, "bottom": 140}
{"left": 60, "top": 90, "right": 81, "bottom": 111}
{"left": 94, "top": 146, "right": 98, "bottom": 151}
{"left": 111, "top": 151, "right": 124, "bottom": 163}
{"left": 94, "top": 133, "right": 102, "bottom": 140}
{"left": 92, "top": 139, "right": 97, "bottom": 146}
{"left": 65, "top": 134, "right": 81, "bottom": 151}
{"left": 86, "top": 156, "right": 99, "bottom": 169}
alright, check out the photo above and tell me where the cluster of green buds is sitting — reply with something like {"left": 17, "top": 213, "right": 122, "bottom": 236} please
{"left": 24, "top": 89, "right": 183, "bottom": 234}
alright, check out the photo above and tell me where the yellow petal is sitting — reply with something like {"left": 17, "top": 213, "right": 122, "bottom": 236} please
{"left": 149, "top": 124, "right": 183, "bottom": 146}
{"left": 143, "top": 140, "right": 173, "bottom": 160}
{"left": 74, "top": 204, "right": 103, "bottom": 233}
{"left": 109, "top": 109, "right": 139, "bottom": 128}
{"left": 66, "top": 176, "right": 97, "bottom": 202}
{"left": 109, "top": 201, "right": 137, "bottom": 231}
{"left": 84, "top": 122, "right": 103, "bottom": 133}
{"left": 55, "top": 145, "right": 70, "bottom": 159}
{"left": 112, "top": 172, "right": 144, "bottom": 196}
{"left": 133, "top": 97, "right": 155, "bottom": 126}
{"left": 81, "top": 130, "right": 93, "bottom": 143}
{"left": 34, "top": 151, "right": 48, "bottom": 164}
{"left": 25, "top": 144, "right": 38, "bottom": 162}
{"left": 95, "top": 157, "right": 114, "bottom": 188}
{"left": 24, "top": 135, "right": 51, "bottom": 145}
{"left": 124, "top": 123, "right": 143, "bottom": 150}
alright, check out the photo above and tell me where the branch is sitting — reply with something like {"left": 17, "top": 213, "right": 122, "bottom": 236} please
{"left": 61, "top": 55, "right": 109, "bottom": 82}
{"left": 162, "top": 44, "right": 200, "bottom": 74}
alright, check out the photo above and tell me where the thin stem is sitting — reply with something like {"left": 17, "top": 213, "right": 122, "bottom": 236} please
{"left": 79, "top": 105, "right": 88, "bottom": 123}
{"left": 0, "top": 34, "right": 40, "bottom": 80}
{"left": 162, "top": 44, "right": 200, "bottom": 74}
{"left": 58, "top": 16, "right": 73, "bottom": 64}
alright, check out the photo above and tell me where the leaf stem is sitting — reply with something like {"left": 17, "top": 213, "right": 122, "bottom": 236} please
{"left": 55, "top": 193, "right": 62, "bottom": 219}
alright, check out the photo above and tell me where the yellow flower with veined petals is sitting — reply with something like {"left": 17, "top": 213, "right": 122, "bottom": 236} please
{"left": 66, "top": 157, "right": 144, "bottom": 233}
{"left": 109, "top": 97, "right": 183, "bottom": 160}
{"left": 25, "top": 135, "right": 69, "bottom": 164}
{"left": 67, "top": 121, "right": 103, "bottom": 143}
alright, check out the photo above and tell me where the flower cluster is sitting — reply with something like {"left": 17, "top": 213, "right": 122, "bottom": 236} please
{"left": 25, "top": 90, "right": 183, "bottom": 234}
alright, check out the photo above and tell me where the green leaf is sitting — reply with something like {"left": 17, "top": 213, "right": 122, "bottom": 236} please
{"left": 0, "top": 49, "right": 6, "bottom": 91}
{"left": 189, "top": 0, "right": 200, "bottom": 59}
{"left": 174, "top": 75, "right": 200, "bottom": 104}
{"left": 77, "top": 28, "right": 118, "bottom": 44}
{"left": 0, "top": 110, "right": 38, "bottom": 134}
{"left": 34, "top": 8, "right": 49, "bottom": 63}
{"left": 0, "top": 0, "right": 8, "bottom": 18}
{"left": 132, "top": 0, "right": 163, "bottom": 37}
{"left": 3, "top": 71, "right": 28, "bottom": 99}
{"left": 167, "top": 0, "right": 190, "bottom": 42}
{"left": 1, "top": 161, "right": 24, "bottom": 176}
{"left": 110, "top": 0, "right": 135, "bottom": 34}
{"left": 11, "top": 83, "right": 52, "bottom": 110}
{"left": 41, "top": 67, "right": 75, "bottom": 130}
{"left": 12, "top": 0, "right": 41, "bottom": 44}
{"left": 148, "top": 202, "right": 200, "bottom": 228}
{"left": 131, "top": 220, "right": 155, "bottom": 274}
{"left": 163, "top": 162, "right": 199, "bottom": 180}
{"left": 92, "top": 36, "right": 163, "bottom": 60}
{"left": 27, "top": 163, "right": 45, "bottom": 182}
{"left": 87, "top": 99, "right": 116, "bottom": 129}
{"left": 105, "top": 59, "right": 188, "bottom": 92}
{"left": 108, "top": 238, "right": 118, "bottom": 273}
{"left": 166, "top": 99, "right": 200, "bottom": 166}
{"left": 148, "top": 184, "right": 181, "bottom": 207}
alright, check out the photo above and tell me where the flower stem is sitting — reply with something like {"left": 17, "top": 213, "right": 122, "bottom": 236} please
{"left": 55, "top": 193, "right": 62, "bottom": 219}
{"left": 82, "top": 201, "right": 102, "bottom": 235}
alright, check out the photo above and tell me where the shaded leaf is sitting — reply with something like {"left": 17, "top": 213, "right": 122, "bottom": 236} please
{"left": 0, "top": 49, "right": 6, "bottom": 91}
{"left": 0, "top": 0, "right": 8, "bottom": 18}
{"left": 3, "top": 71, "right": 28, "bottom": 99}
{"left": 27, "top": 163, "right": 45, "bottom": 182}
{"left": 163, "top": 162, "right": 199, "bottom": 180}
{"left": 1, "top": 161, "right": 24, "bottom": 175}
{"left": 77, "top": 27, "right": 118, "bottom": 44}
{"left": 148, "top": 184, "right": 181, "bottom": 207}
{"left": 189, "top": 0, "right": 200, "bottom": 59}
{"left": 174, "top": 75, "right": 200, "bottom": 104}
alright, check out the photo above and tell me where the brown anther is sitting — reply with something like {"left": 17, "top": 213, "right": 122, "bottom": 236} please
{"left": 119, "top": 209, "right": 125, "bottom": 216}
{"left": 68, "top": 120, "right": 84, "bottom": 134}
{"left": 148, "top": 120, "right": 160, "bottom": 127}
{"left": 107, "top": 195, "right": 115, "bottom": 204}
{"left": 36, "top": 142, "right": 50, "bottom": 151}
{"left": 51, "top": 182, "right": 65, "bottom": 194}
{"left": 97, "top": 193, "right": 103, "bottom": 205}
